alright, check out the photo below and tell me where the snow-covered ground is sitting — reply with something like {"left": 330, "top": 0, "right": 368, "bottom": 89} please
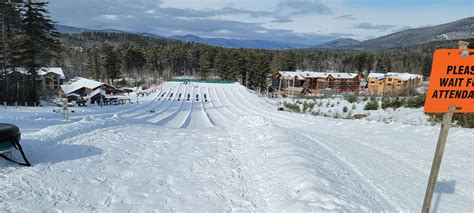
{"left": 273, "top": 96, "right": 434, "bottom": 126}
{"left": 0, "top": 82, "right": 472, "bottom": 212}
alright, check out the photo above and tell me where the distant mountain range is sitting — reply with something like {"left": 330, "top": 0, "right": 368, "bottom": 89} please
{"left": 314, "top": 38, "right": 361, "bottom": 48}
{"left": 55, "top": 17, "right": 473, "bottom": 50}
{"left": 55, "top": 25, "right": 126, "bottom": 34}
{"left": 55, "top": 25, "right": 311, "bottom": 49}
{"left": 168, "top": 35, "right": 311, "bottom": 49}
{"left": 344, "top": 17, "right": 474, "bottom": 49}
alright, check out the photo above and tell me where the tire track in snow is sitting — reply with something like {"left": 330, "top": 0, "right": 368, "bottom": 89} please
{"left": 222, "top": 85, "right": 397, "bottom": 210}
{"left": 306, "top": 129, "right": 432, "bottom": 210}
{"left": 291, "top": 129, "right": 400, "bottom": 210}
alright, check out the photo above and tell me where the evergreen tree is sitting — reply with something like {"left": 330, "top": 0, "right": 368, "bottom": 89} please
{"left": 100, "top": 43, "right": 121, "bottom": 83}
{"left": 16, "top": 0, "right": 60, "bottom": 103}
{"left": 87, "top": 47, "right": 102, "bottom": 80}
{"left": 198, "top": 51, "right": 211, "bottom": 78}
{"left": 365, "top": 54, "right": 374, "bottom": 73}
{"left": 0, "top": 0, "right": 22, "bottom": 101}
{"left": 355, "top": 53, "right": 367, "bottom": 73}
{"left": 421, "top": 56, "right": 432, "bottom": 78}
{"left": 213, "top": 50, "right": 229, "bottom": 79}
{"left": 248, "top": 51, "right": 271, "bottom": 89}
{"left": 381, "top": 54, "right": 392, "bottom": 72}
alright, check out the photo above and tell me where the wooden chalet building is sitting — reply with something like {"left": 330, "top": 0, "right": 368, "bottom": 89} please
{"left": 367, "top": 72, "right": 424, "bottom": 94}
{"left": 272, "top": 71, "right": 364, "bottom": 95}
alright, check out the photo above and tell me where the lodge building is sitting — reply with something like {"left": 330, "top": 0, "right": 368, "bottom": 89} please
{"left": 0, "top": 67, "right": 65, "bottom": 101}
{"left": 272, "top": 71, "right": 364, "bottom": 95}
{"left": 367, "top": 72, "right": 423, "bottom": 94}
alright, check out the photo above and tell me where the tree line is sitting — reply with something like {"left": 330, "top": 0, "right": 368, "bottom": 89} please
{"left": 58, "top": 32, "right": 455, "bottom": 90}
{"left": 0, "top": 0, "right": 60, "bottom": 104}
{"left": 57, "top": 33, "right": 272, "bottom": 91}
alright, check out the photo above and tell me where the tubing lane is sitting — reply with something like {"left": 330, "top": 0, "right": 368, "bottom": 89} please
{"left": 187, "top": 86, "right": 215, "bottom": 128}
{"left": 159, "top": 84, "right": 192, "bottom": 127}
{"left": 147, "top": 85, "right": 184, "bottom": 123}
{"left": 216, "top": 85, "right": 248, "bottom": 117}
{"left": 231, "top": 86, "right": 313, "bottom": 126}
{"left": 202, "top": 86, "right": 228, "bottom": 127}
{"left": 220, "top": 85, "right": 263, "bottom": 118}
{"left": 209, "top": 86, "right": 239, "bottom": 119}
{"left": 179, "top": 85, "right": 195, "bottom": 128}
{"left": 131, "top": 86, "right": 173, "bottom": 119}
{"left": 237, "top": 85, "right": 314, "bottom": 125}
{"left": 119, "top": 88, "right": 163, "bottom": 118}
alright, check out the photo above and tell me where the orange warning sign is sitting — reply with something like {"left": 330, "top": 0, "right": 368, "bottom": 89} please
{"left": 424, "top": 49, "right": 474, "bottom": 113}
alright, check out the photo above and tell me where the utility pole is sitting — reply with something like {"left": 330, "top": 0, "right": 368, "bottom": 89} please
{"left": 292, "top": 77, "right": 295, "bottom": 100}
{"left": 100, "top": 85, "right": 104, "bottom": 108}
{"left": 278, "top": 77, "right": 282, "bottom": 91}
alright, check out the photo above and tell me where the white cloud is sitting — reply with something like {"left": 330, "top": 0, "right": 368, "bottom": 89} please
{"left": 101, "top": 14, "right": 118, "bottom": 21}
{"left": 48, "top": 0, "right": 472, "bottom": 43}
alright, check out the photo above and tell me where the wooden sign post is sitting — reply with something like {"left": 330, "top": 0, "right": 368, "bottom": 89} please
{"left": 422, "top": 47, "right": 473, "bottom": 212}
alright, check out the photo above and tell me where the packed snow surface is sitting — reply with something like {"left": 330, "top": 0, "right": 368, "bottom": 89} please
{"left": 0, "top": 82, "right": 472, "bottom": 212}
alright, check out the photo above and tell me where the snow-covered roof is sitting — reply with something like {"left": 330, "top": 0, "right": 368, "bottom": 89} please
{"left": 278, "top": 71, "right": 304, "bottom": 79}
{"left": 5, "top": 67, "right": 65, "bottom": 79}
{"left": 66, "top": 93, "right": 81, "bottom": 97}
{"left": 278, "top": 71, "right": 359, "bottom": 79}
{"left": 328, "top": 72, "right": 358, "bottom": 79}
{"left": 61, "top": 77, "right": 103, "bottom": 95}
{"left": 368, "top": 72, "right": 422, "bottom": 81}
{"left": 38, "top": 67, "right": 66, "bottom": 79}
{"left": 85, "top": 87, "right": 106, "bottom": 100}
{"left": 296, "top": 71, "right": 327, "bottom": 78}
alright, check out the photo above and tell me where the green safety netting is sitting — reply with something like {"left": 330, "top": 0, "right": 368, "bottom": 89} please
{"left": 168, "top": 79, "right": 235, "bottom": 84}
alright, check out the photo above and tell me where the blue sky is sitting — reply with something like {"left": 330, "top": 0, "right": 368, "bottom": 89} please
{"left": 48, "top": 0, "right": 474, "bottom": 45}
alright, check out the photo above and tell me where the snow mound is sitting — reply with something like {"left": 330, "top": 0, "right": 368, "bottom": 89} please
{"left": 111, "top": 113, "right": 121, "bottom": 120}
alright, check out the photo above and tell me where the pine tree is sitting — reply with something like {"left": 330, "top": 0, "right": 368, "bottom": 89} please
{"left": 198, "top": 51, "right": 211, "bottom": 79}
{"left": 100, "top": 43, "right": 121, "bottom": 84}
{"left": 0, "top": 0, "right": 22, "bottom": 101}
{"left": 16, "top": 0, "right": 60, "bottom": 104}
{"left": 248, "top": 51, "right": 271, "bottom": 89}
{"left": 213, "top": 50, "right": 228, "bottom": 79}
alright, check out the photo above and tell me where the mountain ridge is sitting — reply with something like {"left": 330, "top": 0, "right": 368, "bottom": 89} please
{"left": 351, "top": 17, "right": 473, "bottom": 49}
{"left": 55, "top": 17, "right": 473, "bottom": 50}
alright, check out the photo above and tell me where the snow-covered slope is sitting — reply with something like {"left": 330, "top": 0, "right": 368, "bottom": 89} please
{"left": 0, "top": 82, "right": 472, "bottom": 212}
